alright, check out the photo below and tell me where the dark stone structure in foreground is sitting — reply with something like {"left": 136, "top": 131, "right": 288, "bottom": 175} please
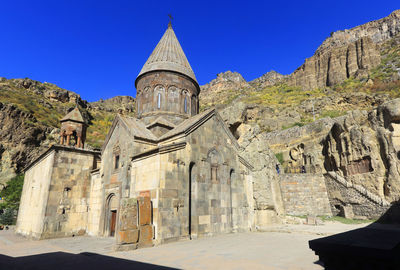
{"left": 310, "top": 203, "right": 400, "bottom": 270}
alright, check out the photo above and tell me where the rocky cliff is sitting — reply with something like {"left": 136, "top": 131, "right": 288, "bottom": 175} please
{"left": 323, "top": 99, "right": 400, "bottom": 203}
{"left": 288, "top": 10, "right": 400, "bottom": 89}
{"left": 199, "top": 71, "right": 250, "bottom": 109}
{"left": 200, "top": 10, "right": 400, "bottom": 111}
{"left": 0, "top": 77, "right": 135, "bottom": 186}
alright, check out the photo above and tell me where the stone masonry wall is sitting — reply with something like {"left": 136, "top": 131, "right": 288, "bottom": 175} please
{"left": 129, "top": 114, "right": 252, "bottom": 244}
{"left": 136, "top": 71, "right": 199, "bottom": 125}
{"left": 41, "top": 148, "right": 99, "bottom": 239}
{"left": 16, "top": 151, "right": 55, "bottom": 239}
{"left": 324, "top": 173, "right": 390, "bottom": 219}
{"left": 279, "top": 174, "right": 332, "bottom": 216}
{"left": 87, "top": 170, "right": 102, "bottom": 236}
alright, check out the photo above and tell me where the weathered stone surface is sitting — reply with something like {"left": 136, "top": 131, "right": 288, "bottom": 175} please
{"left": 279, "top": 174, "right": 331, "bottom": 216}
{"left": 200, "top": 71, "right": 250, "bottom": 108}
{"left": 16, "top": 146, "right": 100, "bottom": 239}
{"left": 117, "top": 229, "right": 139, "bottom": 244}
{"left": 288, "top": 10, "right": 400, "bottom": 89}
{"left": 0, "top": 102, "right": 48, "bottom": 186}
{"left": 288, "top": 37, "right": 381, "bottom": 89}
{"left": 238, "top": 130, "right": 285, "bottom": 222}
{"left": 138, "top": 197, "right": 152, "bottom": 226}
{"left": 249, "top": 70, "right": 287, "bottom": 88}
{"left": 264, "top": 118, "right": 335, "bottom": 174}
{"left": 138, "top": 224, "right": 153, "bottom": 247}
{"left": 88, "top": 96, "right": 136, "bottom": 114}
{"left": 119, "top": 198, "right": 138, "bottom": 231}
{"left": 136, "top": 71, "right": 199, "bottom": 125}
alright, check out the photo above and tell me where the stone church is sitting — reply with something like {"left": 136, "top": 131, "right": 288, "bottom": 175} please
{"left": 15, "top": 23, "right": 278, "bottom": 249}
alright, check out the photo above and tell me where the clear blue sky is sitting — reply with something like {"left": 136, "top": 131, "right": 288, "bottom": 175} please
{"left": 0, "top": 0, "right": 398, "bottom": 101}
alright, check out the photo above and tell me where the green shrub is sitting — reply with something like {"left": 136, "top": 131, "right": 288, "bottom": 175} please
{"left": 0, "top": 208, "right": 16, "bottom": 225}
{"left": 275, "top": 152, "right": 284, "bottom": 164}
{"left": 0, "top": 175, "right": 24, "bottom": 211}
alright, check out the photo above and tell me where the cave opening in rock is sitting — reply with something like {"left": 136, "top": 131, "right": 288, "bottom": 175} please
{"left": 229, "top": 122, "right": 241, "bottom": 140}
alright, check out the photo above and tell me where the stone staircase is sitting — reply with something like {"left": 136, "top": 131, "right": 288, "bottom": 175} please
{"left": 326, "top": 171, "right": 390, "bottom": 207}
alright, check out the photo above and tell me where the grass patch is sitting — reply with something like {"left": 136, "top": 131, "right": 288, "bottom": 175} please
{"left": 320, "top": 216, "right": 375, "bottom": 224}
{"left": 282, "top": 122, "right": 304, "bottom": 130}
{"left": 275, "top": 152, "right": 284, "bottom": 164}
{"left": 86, "top": 111, "right": 116, "bottom": 149}
{"left": 320, "top": 110, "right": 346, "bottom": 119}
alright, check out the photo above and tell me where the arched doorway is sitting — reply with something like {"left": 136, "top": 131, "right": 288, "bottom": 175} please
{"left": 105, "top": 194, "right": 118, "bottom": 237}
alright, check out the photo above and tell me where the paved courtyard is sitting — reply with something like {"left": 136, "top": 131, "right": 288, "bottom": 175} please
{"left": 0, "top": 222, "right": 371, "bottom": 270}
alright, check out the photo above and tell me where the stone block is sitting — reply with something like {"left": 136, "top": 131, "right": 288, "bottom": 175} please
{"left": 114, "top": 243, "right": 138, "bottom": 251}
{"left": 160, "top": 189, "right": 178, "bottom": 198}
{"left": 119, "top": 198, "right": 138, "bottom": 231}
{"left": 139, "top": 225, "right": 153, "bottom": 247}
{"left": 211, "top": 199, "right": 219, "bottom": 207}
{"left": 343, "top": 205, "right": 355, "bottom": 219}
{"left": 199, "top": 215, "right": 210, "bottom": 225}
{"left": 139, "top": 196, "right": 152, "bottom": 225}
{"left": 117, "top": 229, "right": 139, "bottom": 244}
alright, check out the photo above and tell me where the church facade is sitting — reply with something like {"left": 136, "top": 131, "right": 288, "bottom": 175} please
{"left": 16, "top": 23, "right": 271, "bottom": 249}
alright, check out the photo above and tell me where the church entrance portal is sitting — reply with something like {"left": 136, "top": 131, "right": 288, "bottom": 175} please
{"left": 106, "top": 194, "right": 118, "bottom": 237}
{"left": 110, "top": 210, "right": 117, "bottom": 236}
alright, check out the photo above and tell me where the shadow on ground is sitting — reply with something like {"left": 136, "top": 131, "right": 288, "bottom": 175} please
{"left": 0, "top": 251, "right": 179, "bottom": 270}
{"left": 309, "top": 201, "right": 400, "bottom": 270}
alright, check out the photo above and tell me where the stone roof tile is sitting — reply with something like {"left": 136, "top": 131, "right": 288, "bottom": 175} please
{"left": 119, "top": 116, "right": 158, "bottom": 141}
{"left": 136, "top": 24, "right": 197, "bottom": 84}
{"left": 60, "top": 107, "right": 84, "bottom": 123}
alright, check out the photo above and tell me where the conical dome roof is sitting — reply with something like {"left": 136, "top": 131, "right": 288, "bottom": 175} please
{"left": 136, "top": 24, "right": 197, "bottom": 85}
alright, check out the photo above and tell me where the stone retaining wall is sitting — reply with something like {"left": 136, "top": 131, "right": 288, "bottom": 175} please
{"left": 279, "top": 174, "right": 332, "bottom": 216}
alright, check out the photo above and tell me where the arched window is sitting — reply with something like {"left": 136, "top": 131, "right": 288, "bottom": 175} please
{"left": 184, "top": 96, "right": 188, "bottom": 113}
{"left": 157, "top": 93, "right": 161, "bottom": 109}
{"left": 191, "top": 95, "right": 196, "bottom": 115}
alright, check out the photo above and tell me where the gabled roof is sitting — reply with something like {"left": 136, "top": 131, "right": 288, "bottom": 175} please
{"left": 60, "top": 107, "right": 84, "bottom": 123}
{"left": 102, "top": 110, "right": 240, "bottom": 152}
{"left": 146, "top": 116, "right": 176, "bottom": 130}
{"left": 136, "top": 23, "right": 197, "bottom": 85}
{"left": 101, "top": 115, "right": 157, "bottom": 152}
{"left": 158, "top": 109, "right": 240, "bottom": 150}
{"left": 119, "top": 116, "right": 158, "bottom": 141}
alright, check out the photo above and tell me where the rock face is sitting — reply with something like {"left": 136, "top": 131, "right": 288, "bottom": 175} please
{"left": 317, "top": 10, "right": 400, "bottom": 53}
{"left": 238, "top": 129, "right": 285, "bottom": 224}
{"left": 11, "top": 78, "right": 84, "bottom": 105}
{"left": 323, "top": 99, "right": 400, "bottom": 203}
{"left": 218, "top": 92, "right": 389, "bottom": 133}
{"left": 201, "top": 71, "right": 249, "bottom": 93}
{"left": 200, "top": 71, "right": 250, "bottom": 108}
{"left": 289, "top": 37, "right": 381, "bottom": 89}
{"left": 288, "top": 10, "right": 400, "bottom": 89}
{"left": 89, "top": 96, "right": 136, "bottom": 114}
{"left": 249, "top": 71, "right": 287, "bottom": 88}
{"left": 0, "top": 77, "right": 136, "bottom": 188}
{"left": 0, "top": 102, "right": 51, "bottom": 185}
{"left": 219, "top": 97, "right": 400, "bottom": 219}
{"left": 263, "top": 118, "right": 336, "bottom": 174}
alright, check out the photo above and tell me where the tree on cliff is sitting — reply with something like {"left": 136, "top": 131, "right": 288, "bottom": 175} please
{"left": 0, "top": 175, "right": 24, "bottom": 211}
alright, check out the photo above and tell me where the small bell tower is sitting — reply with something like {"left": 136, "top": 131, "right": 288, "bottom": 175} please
{"left": 59, "top": 107, "right": 86, "bottom": 148}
